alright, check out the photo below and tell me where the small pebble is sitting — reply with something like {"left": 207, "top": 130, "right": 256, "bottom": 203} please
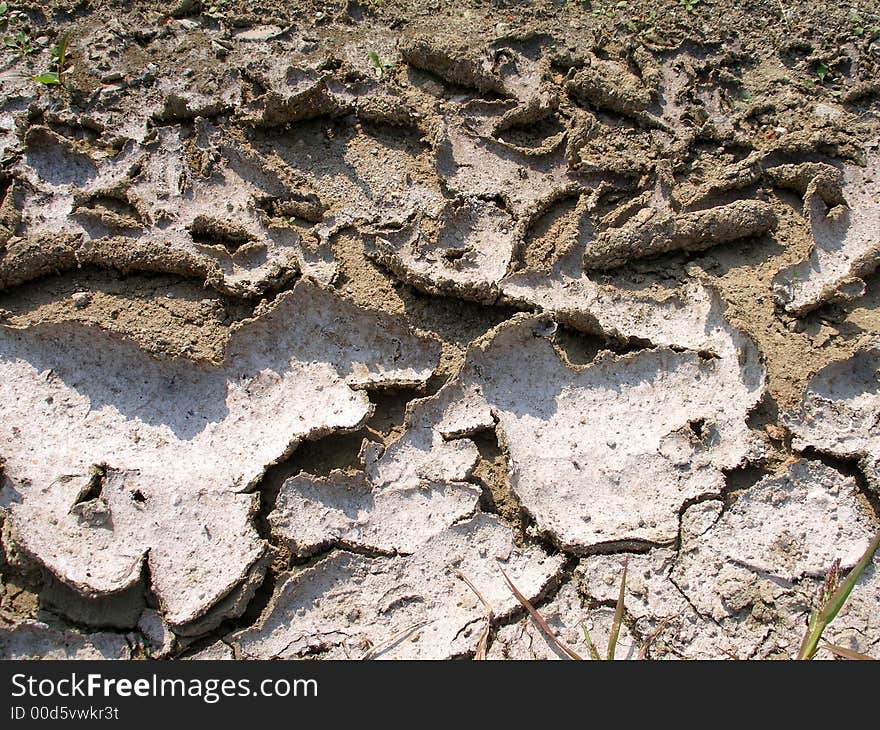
{"left": 71, "top": 292, "right": 92, "bottom": 309}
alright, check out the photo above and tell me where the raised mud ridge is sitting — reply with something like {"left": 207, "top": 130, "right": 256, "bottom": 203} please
{"left": 1, "top": 4, "right": 879, "bottom": 659}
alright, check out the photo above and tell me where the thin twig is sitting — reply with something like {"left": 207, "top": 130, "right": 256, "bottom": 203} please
{"left": 453, "top": 569, "right": 495, "bottom": 660}
{"left": 499, "top": 565, "right": 582, "bottom": 660}
{"left": 361, "top": 620, "right": 428, "bottom": 660}
{"left": 776, "top": 0, "right": 791, "bottom": 31}
{"left": 638, "top": 618, "right": 670, "bottom": 660}
{"left": 820, "top": 642, "right": 875, "bottom": 661}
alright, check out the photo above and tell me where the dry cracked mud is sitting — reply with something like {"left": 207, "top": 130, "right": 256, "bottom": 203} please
{"left": 0, "top": 0, "right": 879, "bottom": 660}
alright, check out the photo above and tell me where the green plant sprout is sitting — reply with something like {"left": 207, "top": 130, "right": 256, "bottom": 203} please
{"left": 205, "top": 0, "right": 228, "bottom": 19}
{"left": 3, "top": 29, "right": 33, "bottom": 57}
{"left": 0, "top": 2, "right": 23, "bottom": 25}
{"left": 368, "top": 50, "right": 393, "bottom": 79}
{"left": 852, "top": 15, "right": 880, "bottom": 39}
{"left": 787, "top": 269, "right": 800, "bottom": 300}
{"left": 815, "top": 62, "right": 829, "bottom": 83}
{"left": 32, "top": 32, "right": 71, "bottom": 87}
{"left": 585, "top": 1, "right": 628, "bottom": 19}
{"left": 848, "top": 15, "right": 879, "bottom": 38}
{"left": 581, "top": 558, "right": 627, "bottom": 660}
{"left": 679, "top": 0, "right": 700, "bottom": 13}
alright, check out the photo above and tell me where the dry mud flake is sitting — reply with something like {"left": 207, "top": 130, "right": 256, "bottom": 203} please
{"left": 0, "top": 620, "right": 132, "bottom": 660}
{"left": 0, "top": 123, "right": 336, "bottom": 296}
{"left": 271, "top": 360, "right": 502, "bottom": 556}
{"left": 232, "top": 513, "right": 562, "bottom": 660}
{"left": 270, "top": 471, "right": 481, "bottom": 558}
{"left": 501, "top": 273, "right": 753, "bottom": 352}
{"left": 185, "top": 642, "right": 235, "bottom": 660}
{"left": 488, "top": 579, "right": 638, "bottom": 660}
{"left": 0, "top": 281, "right": 439, "bottom": 630}
{"left": 583, "top": 199, "right": 778, "bottom": 271}
{"left": 239, "top": 61, "right": 346, "bottom": 127}
{"left": 270, "top": 380, "right": 489, "bottom": 556}
{"left": 435, "top": 119, "right": 579, "bottom": 222}
{"left": 772, "top": 151, "right": 880, "bottom": 315}
{"left": 786, "top": 347, "right": 880, "bottom": 494}
{"left": 367, "top": 198, "right": 517, "bottom": 304}
{"left": 399, "top": 32, "right": 556, "bottom": 119}
{"left": 578, "top": 460, "right": 879, "bottom": 658}
{"left": 671, "top": 459, "right": 879, "bottom": 657}
{"left": 420, "top": 291, "right": 765, "bottom": 550}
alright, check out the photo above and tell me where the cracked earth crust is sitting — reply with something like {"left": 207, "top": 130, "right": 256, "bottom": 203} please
{"left": 1, "top": 0, "right": 879, "bottom": 660}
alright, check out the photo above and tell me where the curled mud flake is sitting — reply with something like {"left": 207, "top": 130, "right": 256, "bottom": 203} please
{"left": 786, "top": 347, "right": 880, "bottom": 494}
{"left": 399, "top": 33, "right": 506, "bottom": 96}
{"left": 0, "top": 620, "right": 132, "bottom": 660}
{"left": 435, "top": 119, "right": 583, "bottom": 223}
{"left": 355, "top": 92, "right": 417, "bottom": 128}
{"left": 565, "top": 54, "right": 660, "bottom": 127}
{"left": 502, "top": 262, "right": 764, "bottom": 364}
{"left": 231, "top": 513, "right": 563, "bottom": 660}
{"left": 0, "top": 281, "right": 440, "bottom": 628}
{"left": 174, "top": 554, "right": 271, "bottom": 639}
{"left": 772, "top": 151, "right": 880, "bottom": 315}
{"left": 258, "top": 116, "right": 445, "bottom": 240}
{"left": 488, "top": 579, "right": 638, "bottom": 660}
{"left": 270, "top": 380, "right": 488, "bottom": 558}
{"left": 367, "top": 198, "right": 517, "bottom": 303}
{"left": 436, "top": 296, "right": 764, "bottom": 550}
{"left": 584, "top": 199, "right": 778, "bottom": 271}
{"left": 765, "top": 161, "right": 844, "bottom": 203}
{"left": 154, "top": 69, "right": 244, "bottom": 122}
{"left": 670, "top": 460, "right": 879, "bottom": 658}
{"left": 3, "top": 124, "right": 337, "bottom": 295}
{"left": 366, "top": 381, "right": 489, "bottom": 490}
{"left": 241, "top": 63, "right": 347, "bottom": 127}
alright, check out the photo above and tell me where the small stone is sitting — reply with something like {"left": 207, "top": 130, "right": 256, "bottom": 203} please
{"left": 71, "top": 292, "right": 92, "bottom": 309}
{"left": 813, "top": 103, "right": 843, "bottom": 122}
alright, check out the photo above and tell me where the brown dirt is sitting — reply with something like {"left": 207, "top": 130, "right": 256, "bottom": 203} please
{"left": 1, "top": 0, "right": 879, "bottom": 657}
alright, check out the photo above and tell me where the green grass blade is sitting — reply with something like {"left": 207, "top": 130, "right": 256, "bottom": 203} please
{"left": 797, "top": 609, "right": 822, "bottom": 660}
{"left": 32, "top": 72, "right": 60, "bottom": 85}
{"left": 55, "top": 32, "right": 69, "bottom": 69}
{"left": 580, "top": 622, "right": 602, "bottom": 661}
{"left": 607, "top": 557, "right": 628, "bottom": 660}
